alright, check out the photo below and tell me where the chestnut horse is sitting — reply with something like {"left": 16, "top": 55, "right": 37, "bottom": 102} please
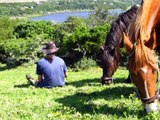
{"left": 101, "top": 5, "right": 139, "bottom": 85}
{"left": 123, "top": 0, "right": 160, "bottom": 113}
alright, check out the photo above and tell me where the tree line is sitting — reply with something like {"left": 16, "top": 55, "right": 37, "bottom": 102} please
{"left": 0, "top": 0, "right": 140, "bottom": 17}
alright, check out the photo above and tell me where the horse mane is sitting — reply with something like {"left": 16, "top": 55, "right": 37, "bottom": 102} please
{"left": 133, "top": 0, "right": 160, "bottom": 41}
{"left": 131, "top": 0, "right": 159, "bottom": 70}
{"left": 105, "top": 5, "right": 139, "bottom": 51}
{"left": 135, "top": 40, "right": 158, "bottom": 70}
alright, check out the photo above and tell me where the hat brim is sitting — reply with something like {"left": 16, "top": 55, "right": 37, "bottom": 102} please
{"left": 42, "top": 48, "right": 59, "bottom": 54}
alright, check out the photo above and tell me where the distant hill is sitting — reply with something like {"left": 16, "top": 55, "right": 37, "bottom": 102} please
{"left": 0, "top": 0, "right": 141, "bottom": 17}
{"left": 0, "top": 0, "right": 47, "bottom": 3}
{"left": 0, "top": 0, "right": 140, "bottom": 4}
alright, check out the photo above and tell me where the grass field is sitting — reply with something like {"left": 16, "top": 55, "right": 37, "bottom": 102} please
{"left": 0, "top": 64, "right": 160, "bottom": 120}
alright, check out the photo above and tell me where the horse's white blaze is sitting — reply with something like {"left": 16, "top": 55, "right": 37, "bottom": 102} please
{"left": 145, "top": 102, "right": 159, "bottom": 113}
{"left": 140, "top": 67, "right": 148, "bottom": 74}
{"left": 144, "top": 80, "right": 150, "bottom": 98}
{"left": 140, "top": 67, "right": 150, "bottom": 98}
{"left": 140, "top": 67, "right": 158, "bottom": 113}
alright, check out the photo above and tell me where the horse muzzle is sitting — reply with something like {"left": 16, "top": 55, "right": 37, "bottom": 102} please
{"left": 142, "top": 91, "right": 159, "bottom": 113}
{"left": 144, "top": 102, "right": 159, "bottom": 113}
{"left": 101, "top": 77, "right": 113, "bottom": 85}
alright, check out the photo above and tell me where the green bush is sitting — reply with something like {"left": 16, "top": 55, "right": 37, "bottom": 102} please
{"left": 0, "top": 38, "right": 45, "bottom": 66}
{"left": 71, "top": 57, "right": 97, "bottom": 71}
{"left": 0, "top": 17, "right": 18, "bottom": 41}
{"left": 14, "top": 20, "right": 54, "bottom": 39}
{"left": 61, "top": 21, "right": 110, "bottom": 63}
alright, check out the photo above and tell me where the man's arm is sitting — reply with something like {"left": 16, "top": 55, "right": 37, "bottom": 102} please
{"left": 38, "top": 75, "right": 43, "bottom": 82}
{"left": 64, "top": 72, "right": 68, "bottom": 77}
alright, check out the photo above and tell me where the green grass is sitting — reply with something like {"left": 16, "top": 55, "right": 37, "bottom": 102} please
{"left": 0, "top": 64, "right": 160, "bottom": 120}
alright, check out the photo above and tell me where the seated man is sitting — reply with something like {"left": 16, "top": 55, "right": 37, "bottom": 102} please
{"left": 26, "top": 41, "right": 68, "bottom": 88}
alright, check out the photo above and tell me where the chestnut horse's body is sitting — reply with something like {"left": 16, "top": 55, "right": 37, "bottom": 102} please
{"left": 101, "top": 5, "right": 139, "bottom": 84}
{"left": 123, "top": 0, "right": 160, "bottom": 113}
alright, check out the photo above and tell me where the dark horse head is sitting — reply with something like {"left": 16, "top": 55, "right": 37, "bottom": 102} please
{"left": 101, "top": 5, "right": 139, "bottom": 85}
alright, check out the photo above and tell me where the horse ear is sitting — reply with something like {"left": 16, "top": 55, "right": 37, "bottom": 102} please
{"left": 146, "top": 29, "right": 157, "bottom": 50}
{"left": 123, "top": 32, "right": 133, "bottom": 53}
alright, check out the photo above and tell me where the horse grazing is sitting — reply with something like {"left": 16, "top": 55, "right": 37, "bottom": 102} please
{"left": 101, "top": 5, "right": 139, "bottom": 85}
{"left": 123, "top": 0, "right": 160, "bottom": 113}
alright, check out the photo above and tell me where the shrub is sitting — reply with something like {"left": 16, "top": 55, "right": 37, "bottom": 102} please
{"left": 0, "top": 38, "right": 45, "bottom": 66}
{"left": 0, "top": 17, "right": 18, "bottom": 41}
{"left": 61, "top": 22, "right": 110, "bottom": 64}
{"left": 14, "top": 20, "right": 54, "bottom": 39}
{"left": 71, "top": 57, "right": 97, "bottom": 71}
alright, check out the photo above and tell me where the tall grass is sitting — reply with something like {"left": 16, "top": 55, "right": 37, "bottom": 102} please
{"left": 0, "top": 64, "right": 159, "bottom": 120}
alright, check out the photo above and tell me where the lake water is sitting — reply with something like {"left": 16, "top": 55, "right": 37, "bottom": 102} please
{"left": 30, "top": 11, "right": 90, "bottom": 24}
{"left": 29, "top": 10, "right": 124, "bottom": 24}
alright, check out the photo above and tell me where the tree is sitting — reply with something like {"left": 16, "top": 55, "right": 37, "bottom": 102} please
{"left": 14, "top": 20, "right": 54, "bottom": 39}
{"left": 0, "top": 17, "right": 17, "bottom": 41}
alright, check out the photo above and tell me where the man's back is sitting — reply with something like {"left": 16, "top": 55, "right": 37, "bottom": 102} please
{"left": 36, "top": 56, "right": 68, "bottom": 88}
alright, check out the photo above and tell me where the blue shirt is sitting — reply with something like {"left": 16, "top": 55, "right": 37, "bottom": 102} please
{"left": 36, "top": 56, "right": 68, "bottom": 88}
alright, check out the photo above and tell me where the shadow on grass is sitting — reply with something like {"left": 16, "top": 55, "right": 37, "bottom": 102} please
{"left": 68, "top": 78, "right": 101, "bottom": 87}
{"left": 113, "top": 77, "right": 129, "bottom": 84}
{"left": 0, "top": 65, "right": 17, "bottom": 71}
{"left": 68, "top": 77, "right": 129, "bottom": 87}
{"left": 55, "top": 84, "right": 145, "bottom": 117}
{"left": 14, "top": 83, "right": 31, "bottom": 88}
